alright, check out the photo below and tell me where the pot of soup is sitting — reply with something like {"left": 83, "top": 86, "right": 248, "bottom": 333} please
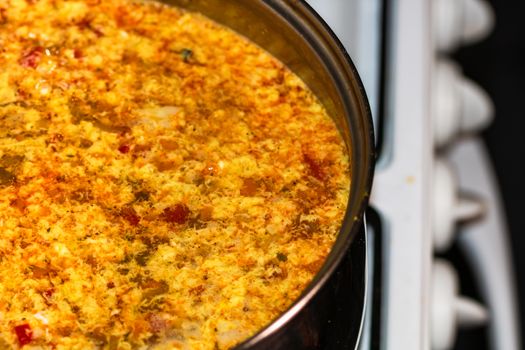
{"left": 0, "top": 0, "right": 374, "bottom": 349}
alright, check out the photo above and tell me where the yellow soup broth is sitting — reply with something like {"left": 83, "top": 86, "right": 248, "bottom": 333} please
{"left": 0, "top": 1, "right": 351, "bottom": 349}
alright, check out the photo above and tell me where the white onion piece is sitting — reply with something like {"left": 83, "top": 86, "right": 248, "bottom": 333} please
{"left": 216, "top": 329, "right": 247, "bottom": 348}
{"left": 215, "top": 321, "right": 248, "bottom": 348}
{"left": 137, "top": 106, "right": 181, "bottom": 128}
{"left": 34, "top": 312, "right": 49, "bottom": 325}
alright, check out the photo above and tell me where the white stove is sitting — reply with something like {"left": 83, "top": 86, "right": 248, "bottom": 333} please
{"left": 306, "top": 0, "right": 521, "bottom": 349}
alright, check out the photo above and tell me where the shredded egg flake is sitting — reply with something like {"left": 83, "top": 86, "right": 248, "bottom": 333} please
{"left": 0, "top": 0, "right": 350, "bottom": 349}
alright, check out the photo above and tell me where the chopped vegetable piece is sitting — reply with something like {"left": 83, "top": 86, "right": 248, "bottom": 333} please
{"left": 31, "top": 265, "right": 50, "bottom": 278}
{"left": 117, "top": 267, "right": 129, "bottom": 275}
{"left": 0, "top": 154, "right": 24, "bottom": 170}
{"left": 74, "top": 48, "right": 83, "bottom": 59}
{"left": 303, "top": 153, "right": 326, "bottom": 181}
{"left": 96, "top": 121, "right": 131, "bottom": 134}
{"left": 14, "top": 324, "right": 32, "bottom": 346}
{"left": 134, "top": 190, "right": 150, "bottom": 202}
{"left": 42, "top": 288, "right": 55, "bottom": 299}
{"left": 79, "top": 138, "right": 93, "bottom": 148}
{"left": 88, "top": 329, "right": 107, "bottom": 346}
{"left": 199, "top": 206, "right": 213, "bottom": 221}
{"left": 276, "top": 252, "right": 288, "bottom": 262}
{"left": 202, "top": 163, "right": 219, "bottom": 176}
{"left": 0, "top": 167, "right": 16, "bottom": 186}
{"left": 78, "top": 15, "right": 104, "bottom": 37}
{"left": 159, "top": 138, "right": 178, "bottom": 150}
{"left": 189, "top": 284, "right": 205, "bottom": 296}
{"left": 162, "top": 204, "right": 190, "bottom": 224}
{"left": 148, "top": 313, "right": 167, "bottom": 333}
{"left": 135, "top": 250, "right": 151, "bottom": 266}
{"left": 118, "top": 144, "right": 130, "bottom": 154}
{"left": 71, "top": 189, "right": 94, "bottom": 203}
{"left": 108, "top": 335, "right": 119, "bottom": 350}
{"left": 153, "top": 158, "right": 177, "bottom": 171}
{"left": 120, "top": 206, "right": 140, "bottom": 226}
{"left": 240, "top": 178, "right": 258, "bottom": 196}
{"left": 19, "top": 47, "right": 43, "bottom": 69}
{"left": 10, "top": 197, "right": 27, "bottom": 212}
{"left": 181, "top": 48, "right": 193, "bottom": 62}
{"left": 49, "top": 133, "right": 64, "bottom": 143}
{"left": 141, "top": 279, "right": 169, "bottom": 300}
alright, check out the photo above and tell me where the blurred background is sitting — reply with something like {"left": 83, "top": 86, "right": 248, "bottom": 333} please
{"left": 454, "top": 0, "right": 525, "bottom": 347}
{"left": 306, "top": 0, "right": 522, "bottom": 349}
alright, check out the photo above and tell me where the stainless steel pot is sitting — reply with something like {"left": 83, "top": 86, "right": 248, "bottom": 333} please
{"left": 161, "top": 1, "right": 375, "bottom": 348}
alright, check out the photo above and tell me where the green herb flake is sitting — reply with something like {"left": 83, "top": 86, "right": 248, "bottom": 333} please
{"left": 181, "top": 48, "right": 193, "bottom": 63}
{"left": 276, "top": 252, "right": 288, "bottom": 262}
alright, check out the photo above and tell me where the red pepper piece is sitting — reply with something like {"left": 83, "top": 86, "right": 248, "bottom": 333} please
{"left": 162, "top": 204, "right": 190, "bottom": 224}
{"left": 42, "top": 288, "right": 54, "bottom": 299}
{"left": 14, "top": 324, "right": 32, "bottom": 346}
{"left": 19, "top": 47, "right": 44, "bottom": 69}
{"left": 73, "top": 48, "right": 83, "bottom": 59}
{"left": 303, "top": 153, "right": 326, "bottom": 181}
{"left": 118, "top": 144, "right": 130, "bottom": 154}
{"left": 120, "top": 207, "right": 140, "bottom": 226}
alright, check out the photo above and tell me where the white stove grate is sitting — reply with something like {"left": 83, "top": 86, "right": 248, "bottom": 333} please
{"left": 306, "top": 0, "right": 520, "bottom": 349}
